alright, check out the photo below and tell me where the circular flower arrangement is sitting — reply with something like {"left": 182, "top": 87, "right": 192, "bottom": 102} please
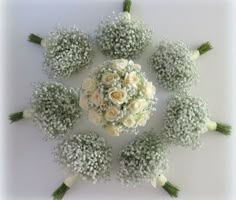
{"left": 149, "top": 41, "right": 212, "bottom": 91}
{"left": 80, "top": 59, "right": 157, "bottom": 136}
{"left": 9, "top": 82, "right": 81, "bottom": 139}
{"left": 29, "top": 27, "right": 94, "bottom": 80}
{"left": 96, "top": 0, "right": 152, "bottom": 59}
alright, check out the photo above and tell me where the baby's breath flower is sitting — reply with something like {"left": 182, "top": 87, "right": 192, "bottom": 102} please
{"left": 96, "top": 9, "right": 152, "bottom": 59}
{"left": 54, "top": 132, "right": 112, "bottom": 182}
{"left": 162, "top": 93, "right": 232, "bottom": 149}
{"left": 117, "top": 133, "right": 168, "bottom": 186}
{"left": 52, "top": 132, "right": 112, "bottom": 199}
{"left": 149, "top": 41, "right": 212, "bottom": 91}
{"left": 9, "top": 82, "right": 81, "bottom": 139}
{"left": 29, "top": 27, "right": 94, "bottom": 80}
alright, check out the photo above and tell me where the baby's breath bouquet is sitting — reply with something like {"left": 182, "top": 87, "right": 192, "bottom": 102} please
{"left": 28, "top": 27, "right": 94, "bottom": 80}
{"left": 52, "top": 132, "right": 112, "bottom": 200}
{"left": 150, "top": 41, "right": 212, "bottom": 91}
{"left": 80, "top": 59, "right": 157, "bottom": 136}
{"left": 118, "top": 132, "right": 179, "bottom": 197}
{"left": 96, "top": 0, "right": 152, "bottom": 59}
{"left": 9, "top": 82, "right": 80, "bottom": 139}
{"left": 162, "top": 93, "right": 231, "bottom": 149}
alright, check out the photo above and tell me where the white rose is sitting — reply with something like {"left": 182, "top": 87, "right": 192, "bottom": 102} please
{"left": 105, "top": 125, "right": 120, "bottom": 136}
{"left": 133, "top": 63, "right": 141, "bottom": 71}
{"left": 124, "top": 71, "right": 140, "bottom": 87}
{"left": 123, "top": 115, "right": 136, "bottom": 128}
{"left": 136, "top": 112, "right": 150, "bottom": 127}
{"left": 82, "top": 78, "right": 96, "bottom": 94}
{"left": 102, "top": 72, "right": 118, "bottom": 85}
{"left": 108, "top": 88, "right": 127, "bottom": 104}
{"left": 79, "top": 95, "right": 89, "bottom": 111}
{"left": 88, "top": 110, "right": 104, "bottom": 125}
{"left": 143, "top": 81, "right": 156, "bottom": 99}
{"left": 128, "top": 99, "right": 148, "bottom": 114}
{"left": 111, "top": 59, "right": 128, "bottom": 71}
{"left": 105, "top": 106, "right": 120, "bottom": 122}
{"left": 90, "top": 90, "right": 103, "bottom": 107}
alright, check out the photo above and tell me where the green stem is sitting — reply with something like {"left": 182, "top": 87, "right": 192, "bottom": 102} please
{"left": 52, "top": 183, "right": 70, "bottom": 200}
{"left": 123, "top": 0, "right": 132, "bottom": 13}
{"left": 162, "top": 181, "right": 179, "bottom": 198}
{"left": 216, "top": 122, "right": 231, "bottom": 135}
{"left": 28, "top": 33, "right": 42, "bottom": 45}
{"left": 197, "top": 42, "right": 213, "bottom": 55}
{"left": 9, "top": 111, "right": 24, "bottom": 123}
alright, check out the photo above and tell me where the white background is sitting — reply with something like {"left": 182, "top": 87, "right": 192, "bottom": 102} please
{"left": 0, "top": 0, "right": 236, "bottom": 200}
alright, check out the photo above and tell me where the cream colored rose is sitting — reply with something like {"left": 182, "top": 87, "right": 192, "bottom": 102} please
{"left": 136, "top": 112, "right": 150, "bottom": 127}
{"left": 105, "top": 106, "right": 120, "bottom": 122}
{"left": 133, "top": 63, "right": 141, "bottom": 71}
{"left": 128, "top": 99, "right": 148, "bottom": 114}
{"left": 88, "top": 110, "right": 104, "bottom": 125}
{"left": 105, "top": 125, "right": 120, "bottom": 136}
{"left": 79, "top": 95, "right": 89, "bottom": 111}
{"left": 102, "top": 72, "right": 118, "bottom": 85}
{"left": 82, "top": 78, "right": 96, "bottom": 94}
{"left": 122, "top": 115, "right": 136, "bottom": 128}
{"left": 90, "top": 90, "right": 103, "bottom": 107}
{"left": 124, "top": 71, "right": 140, "bottom": 87}
{"left": 111, "top": 59, "right": 128, "bottom": 71}
{"left": 108, "top": 88, "right": 127, "bottom": 104}
{"left": 143, "top": 81, "right": 156, "bottom": 99}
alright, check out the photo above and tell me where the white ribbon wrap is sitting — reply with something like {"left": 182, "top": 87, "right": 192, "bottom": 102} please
{"left": 40, "top": 39, "right": 47, "bottom": 48}
{"left": 64, "top": 175, "right": 78, "bottom": 188}
{"left": 23, "top": 108, "right": 34, "bottom": 118}
{"left": 191, "top": 50, "right": 200, "bottom": 61}
{"left": 157, "top": 175, "right": 167, "bottom": 187}
{"left": 207, "top": 120, "right": 217, "bottom": 131}
{"left": 151, "top": 174, "right": 167, "bottom": 188}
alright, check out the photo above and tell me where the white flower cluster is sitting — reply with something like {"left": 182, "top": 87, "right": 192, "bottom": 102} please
{"left": 54, "top": 132, "right": 112, "bottom": 183}
{"left": 162, "top": 93, "right": 209, "bottom": 149}
{"left": 42, "top": 27, "right": 94, "bottom": 80}
{"left": 96, "top": 12, "right": 152, "bottom": 59}
{"left": 31, "top": 82, "right": 80, "bottom": 139}
{"left": 80, "top": 59, "right": 157, "bottom": 136}
{"left": 117, "top": 133, "right": 168, "bottom": 186}
{"left": 150, "top": 41, "right": 198, "bottom": 91}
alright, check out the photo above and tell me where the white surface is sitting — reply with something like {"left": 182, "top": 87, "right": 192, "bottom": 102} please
{"left": 1, "top": 0, "right": 236, "bottom": 200}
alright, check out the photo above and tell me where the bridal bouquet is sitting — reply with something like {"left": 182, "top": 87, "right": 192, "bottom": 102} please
{"left": 80, "top": 59, "right": 157, "bottom": 136}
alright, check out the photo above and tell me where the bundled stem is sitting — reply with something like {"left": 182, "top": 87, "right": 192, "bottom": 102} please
{"left": 197, "top": 42, "right": 213, "bottom": 55}
{"left": 216, "top": 122, "right": 231, "bottom": 135}
{"left": 52, "top": 183, "right": 70, "bottom": 200}
{"left": 28, "top": 33, "right": 42, "bottom": 45}
{"left": 9, "top": 111, "right": 24, "bottom": 123}
{"left": 123, "top": 0, "right": 132, "bottom": 13}
{"left": 162, "top": 181, "right": 179, "bottom": 198}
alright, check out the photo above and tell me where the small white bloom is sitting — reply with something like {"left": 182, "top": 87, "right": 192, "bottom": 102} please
{"left": 111, "top": 59, "right": 128, "bottom": 71}
{"left": 123, "top": 115, "right": 136, "bottom": 128}
{"left": 90, "top": 90, "right": 103, "bottom": 107}
{"left": 102, "top": 72, "right": 119, "bottom": 85}
{"left": 108, "top": 88, "right": 127, "bottom": 105}
{"left": 105, "top": 125, "right": 120, "bottom": 136}
{"left": 88, "top": 110, "right": 104, "bottom": 125}
{"left": 82, "top": 78, "right": 96, "bottom": 94}
{"left": 136, "top": 112, "right": 150, "bottom": 127}
{"left": 128, "top": 99, "right": 148, "bottom": 114}
{"left": 105, "top": 106, "right": 120, "bottom": 122}
{"left": 124, "top": 71, "right": 140, "bottom": 87}
{"left": 143, "top": 81, "right": 156, "bottom": 99}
